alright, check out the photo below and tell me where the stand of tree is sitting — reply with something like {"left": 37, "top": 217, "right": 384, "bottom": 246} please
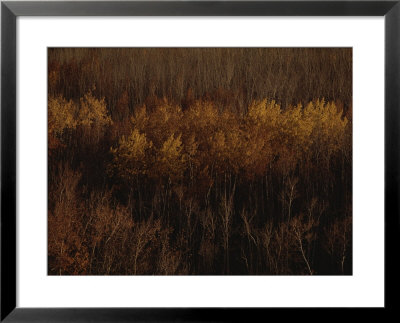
{"left": 48, "top": 48, "right": 352, "bottom": 275}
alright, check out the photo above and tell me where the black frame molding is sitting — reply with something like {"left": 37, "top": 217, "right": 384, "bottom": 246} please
{"left": 1, "top": 1, "right": 399, "bottom": 321}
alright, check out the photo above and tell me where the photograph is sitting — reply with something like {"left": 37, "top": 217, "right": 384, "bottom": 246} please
{"left": 47, "top": 47, "right": 352, "bottom": 276}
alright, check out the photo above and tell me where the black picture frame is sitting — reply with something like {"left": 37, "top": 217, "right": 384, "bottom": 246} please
{"left": 1, "top": 1, "right": 399, "bottom": 321}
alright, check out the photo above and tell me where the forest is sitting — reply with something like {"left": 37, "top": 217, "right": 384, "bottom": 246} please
{"left": 48, "top": 48, "right": 352, "bottom": 275}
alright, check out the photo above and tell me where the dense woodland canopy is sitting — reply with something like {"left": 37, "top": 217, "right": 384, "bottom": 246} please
{"left": 48, "top": 48, "right": 352, "bottom": 275}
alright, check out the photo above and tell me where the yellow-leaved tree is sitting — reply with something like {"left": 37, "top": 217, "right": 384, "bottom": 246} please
{"left": 48, "top": 95, "right": 78, "bottom": 135}
{"left": 155, "top": 133, "right": 187, "bottom": 182}
{"left": 78, "top": 91, "right": 112, "bottom": 128}
{"left": 110, "top": 128, "right": 153, "bottom": 179}
{"left": 77, "top": 91, "right": 112, "bottom": 145}
{"left": 48, "top": 95, "right": 78, "bottom": 152}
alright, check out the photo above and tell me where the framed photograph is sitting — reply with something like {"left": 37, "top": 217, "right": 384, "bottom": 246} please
{"left": 1, "top": 0, "right": 398, "bottom": 321}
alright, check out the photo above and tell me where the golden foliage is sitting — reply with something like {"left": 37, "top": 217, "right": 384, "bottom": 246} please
{"left": 110, "top": 129, "right": 153, "bottom": 177}
{"left": 110, "top": 98, "right": 350, "bottom": 182}
{"left": 49, "top": 92, "right": 113, "bottom": 150}
{"left": 78, "top": 91, "right": 112, "bottom": 129}
{"left": 156, "top": 133, "right": 186, "bottom": 181}
{"left": 48, "top": 95, "right": 77, "bottom": 136}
